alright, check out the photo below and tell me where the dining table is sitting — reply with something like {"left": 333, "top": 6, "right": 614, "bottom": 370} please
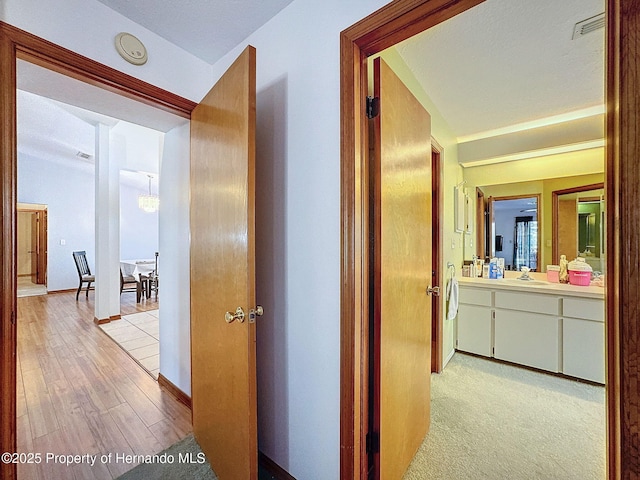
{"left": 120, "top": 259, "right": 156, "bottom": 282}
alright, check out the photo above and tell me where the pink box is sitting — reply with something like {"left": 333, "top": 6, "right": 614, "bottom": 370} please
{"left": 546, "top": 265, "right": 560, "bottom": 283}
{"left": 569, "top": 270, "right": 591, "bottom": 286}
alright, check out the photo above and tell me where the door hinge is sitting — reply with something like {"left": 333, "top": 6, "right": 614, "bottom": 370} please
{"left": 366, "top": 96, "right": 380, "bottom": 119}
{"left": 366, "top": 431, "right": 380, "bottom": 454}
{"left": 11, "top": 310, "right": 16, "bottom": 325}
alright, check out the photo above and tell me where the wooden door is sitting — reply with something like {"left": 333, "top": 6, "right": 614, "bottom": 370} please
{"left": 372, "top": 57, "right": 432, "bottom": 479}
{"left": 476, "top": 188, "right": 486, "bottom": 258}
{"left": 190, "top": 46, "right": 257, "bottom": 480}
{"left": 558, "top": 198, "right": 578, "bottom": 261}
{"left": 30, "top": 212, "right": 38, "bottom": 283}
{"left": 38, "top": 210, "right": 47, "bottom": 285}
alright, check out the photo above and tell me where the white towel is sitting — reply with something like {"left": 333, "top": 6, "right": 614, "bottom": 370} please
{"left": 446, "top": 277, "right": 459, "bottom": 321}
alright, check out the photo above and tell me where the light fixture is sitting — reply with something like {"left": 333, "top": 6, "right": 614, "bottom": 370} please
{"left": 138, "top": 175, "right": 159, "bottom": 213}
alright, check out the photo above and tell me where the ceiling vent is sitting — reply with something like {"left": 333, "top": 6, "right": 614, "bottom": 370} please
{"left": 572, "top": 13, "right": 605, "bottom": 39}
{"left": 76, "top": 151, "right": 92, "bottom": 160}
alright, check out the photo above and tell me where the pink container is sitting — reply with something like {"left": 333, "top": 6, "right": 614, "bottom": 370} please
{"left": 568, "top": 270, "right": 591, "bottom": 286}
{"left": 546, "top": 265, "right": 560, "bottom": 283}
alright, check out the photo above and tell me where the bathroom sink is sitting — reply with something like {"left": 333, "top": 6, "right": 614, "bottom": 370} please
{"left": 501, "top": 279, "right": 549, "bottom": 286}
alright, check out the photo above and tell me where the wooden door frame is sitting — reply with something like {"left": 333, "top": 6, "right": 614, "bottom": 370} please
{"left": 431, "top": 138, "right": 443, "bottom": 374}
{"left": 340, "top": 1, "right": 634, "bottom": 479}
{"left": 0, "top": 22, "right": 196, "bottom": 480}
{"left": 17, "top": 204, "right": 47, "bottom": 285}
{"left": 552, "top": 183, "right": 605, "bottom": 265}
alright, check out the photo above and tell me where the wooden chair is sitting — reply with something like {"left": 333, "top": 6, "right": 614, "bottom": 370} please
{"left": 72, "top": 251, "right": 95, "bottom": 300}
{"left": 145, "top": 251, "right": 159, "bottom": 299}
{"left": 120, "top": 268, "right": 145, "bottom": 303}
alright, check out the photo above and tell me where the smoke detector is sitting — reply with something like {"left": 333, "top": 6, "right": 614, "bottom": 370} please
{"left": 572, "top": 13, "right": 605, "bottom": 40}
{"left": 114, "top": 32, "right": 148, "bottom": 65}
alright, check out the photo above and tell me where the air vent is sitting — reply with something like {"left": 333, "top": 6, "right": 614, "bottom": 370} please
{"left": 572, "top": 13, "right": 605, "bottom": 39}
{"left": 76, "top": 151, "right": 92, "bottom": 160}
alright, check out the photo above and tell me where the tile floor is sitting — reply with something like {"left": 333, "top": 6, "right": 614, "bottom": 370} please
{"left": 99, "top": 310, "right": 160, "bottom": 378}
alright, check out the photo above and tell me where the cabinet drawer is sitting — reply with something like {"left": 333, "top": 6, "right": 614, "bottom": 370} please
{"left": 494, "top": 291, "right": 560, "bottom": 315}
{"left": 459, "top": 287, "right": 492, "bottom": 307}
{"left": 563, "top": 297, "right": 604, "bottom": 322}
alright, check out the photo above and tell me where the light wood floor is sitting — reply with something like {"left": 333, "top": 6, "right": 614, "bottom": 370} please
{"left": 16, "top": 291, "right": 192, "bottom": 479}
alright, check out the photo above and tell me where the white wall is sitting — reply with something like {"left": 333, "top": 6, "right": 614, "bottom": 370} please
{"left": 18, "top": 150, "right": 161, "bottom": 291}
{"left": 2, "top": 0, "right": 213, "bottom": 102}
{"left": 158, "top": 123, "right": 191, "bottom": 395}
{"left": 119, "top": 183, "right": 159, "bottom": 260}
{"left": 18, "top": 152, "right": 96, "bottom": 291}
{"left": 210, "top": 2, "right": 397, "bottom": 478}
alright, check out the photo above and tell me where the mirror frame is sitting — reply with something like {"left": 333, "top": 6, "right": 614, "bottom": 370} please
{"left": 552, "top": 182, "right": 605, "bottom": 265}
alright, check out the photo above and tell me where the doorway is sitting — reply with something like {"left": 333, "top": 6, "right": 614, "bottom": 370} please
{"left": 0, "top": 21, "right": 195, "bottom": 480}
{"left": 16, "top": 203, "right": 47, "bottom": 296}
{"left": 339, "top": 1, "right": 635, "bottom": 479}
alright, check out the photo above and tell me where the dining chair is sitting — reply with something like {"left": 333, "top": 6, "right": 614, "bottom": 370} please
{"left": 146, "top": 251, "right": 159, "bottom": 299}
{"left": 120, "top": 268, "right": 146, "bottom": 303}
{"left": 72, "top": 251, "right": 95, "bottom": 300}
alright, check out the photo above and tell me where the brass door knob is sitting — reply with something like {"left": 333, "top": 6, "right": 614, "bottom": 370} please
{"left": 225, "top": 307, "right": 245, "bottom": 324}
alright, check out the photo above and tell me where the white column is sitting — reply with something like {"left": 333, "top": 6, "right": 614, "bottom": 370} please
{"left": 94, "top": 123, "right": 121, "bottom": 323}
{"left": 158, "top": 123, "right": 191, "bottom": 393}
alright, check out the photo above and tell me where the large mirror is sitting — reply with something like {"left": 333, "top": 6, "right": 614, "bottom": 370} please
{"left": 552, "top": 183, "right": 605, "bottom": 273}
{"left": 481, "top": 194, "right": 541, "bottom": 271}
{"left": 471, "top": 174, "right": 604, "bottom": 273}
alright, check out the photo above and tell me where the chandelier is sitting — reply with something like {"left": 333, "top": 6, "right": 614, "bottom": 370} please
{"left": 138, "top": 175, "right": 159, "bottom": 213}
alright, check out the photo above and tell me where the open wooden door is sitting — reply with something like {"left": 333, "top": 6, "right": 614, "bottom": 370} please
{"left": 30, "top": 212, "right": 37, "bottom": 283}
{"left": 476, "top": 188, "right": 486, "bottom": 259}
{"left": 372, "top": 57, "right": 432, "bottom": 479}
{"left": 190, "top": 46, "right": 258, "bottom": 480}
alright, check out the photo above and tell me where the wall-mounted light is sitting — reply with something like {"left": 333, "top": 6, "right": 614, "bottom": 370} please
{"left": 138, "top": 175, "right": 159, "bottom": 213}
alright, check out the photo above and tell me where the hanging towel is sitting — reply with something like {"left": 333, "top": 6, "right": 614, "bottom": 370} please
{"left": 446, "top": 276, "right": 459, "bottom": 321}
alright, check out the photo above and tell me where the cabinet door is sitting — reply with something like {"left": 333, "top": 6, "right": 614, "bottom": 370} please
{"left": 457, "top": 304, "right": 493, "bottom": 357}
{"left": 563, "top": 317, "right": 605, "bottom": 384}
{"left": 494, "top": 310, "right": 560, "bottom": 372}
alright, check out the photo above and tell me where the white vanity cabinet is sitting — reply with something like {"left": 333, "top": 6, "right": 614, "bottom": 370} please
{"left": 456, "top": 277, "right": 605, "bottom": 383}
{"left": 457, "top": 287, "right": 493, "bottom": 357}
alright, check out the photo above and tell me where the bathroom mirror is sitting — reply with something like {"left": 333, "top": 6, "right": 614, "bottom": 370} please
{"left": 483, "top": 195, "right": 540, "bottom": 271}
{"left": 552, "top": 183, "right": 605, "bottom": 273}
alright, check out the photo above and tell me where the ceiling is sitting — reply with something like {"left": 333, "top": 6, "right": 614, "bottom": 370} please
{"left": 94, "top": 0, "right": 295, "bottom": 65}
{"left": 396, "top": 0, "right": 605, "bottom": 138}
{"left": 17, "top": 0, "right": 605, "bottom": 171}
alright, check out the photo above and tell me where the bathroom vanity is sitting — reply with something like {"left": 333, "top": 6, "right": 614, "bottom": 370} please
{"left": 456, "top": 274, "right": 605, "bottom": 384}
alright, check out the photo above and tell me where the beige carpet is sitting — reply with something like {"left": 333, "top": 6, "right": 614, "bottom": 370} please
{"left": 404, "top": 353, "right": 606, "bottom": 480}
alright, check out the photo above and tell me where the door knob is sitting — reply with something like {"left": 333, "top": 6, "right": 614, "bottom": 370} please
{"left": 426, "top": 286, "right": 440, "bottom": 296}
{"left": 225, "top": 307, "right": 245, "bottom": 324}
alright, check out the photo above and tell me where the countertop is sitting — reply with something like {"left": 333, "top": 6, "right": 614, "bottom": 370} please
{"left": 457, "top": 272, "right": 605, "bottom": 299}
